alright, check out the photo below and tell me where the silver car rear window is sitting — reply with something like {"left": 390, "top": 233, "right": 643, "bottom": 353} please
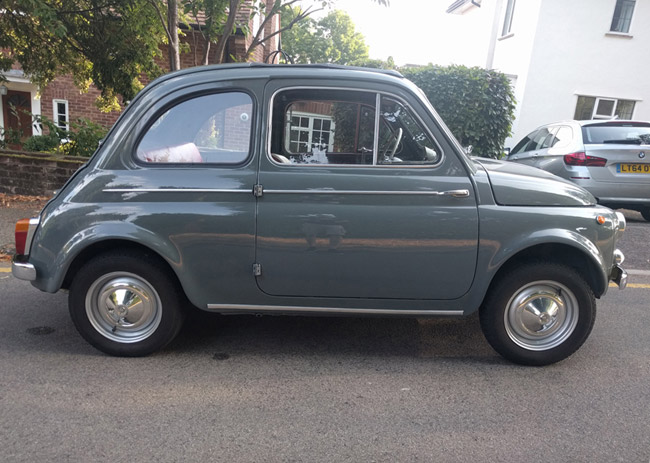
{"left": 582, "top": 122, "right": 650, "bottom": 145}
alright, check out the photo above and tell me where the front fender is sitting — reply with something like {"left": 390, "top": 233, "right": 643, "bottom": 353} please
{"left": 474, "top": 205, "right": 618, "bottom": 301}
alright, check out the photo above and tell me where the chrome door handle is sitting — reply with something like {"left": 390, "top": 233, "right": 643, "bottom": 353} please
{"left": 439, "top": 189, "right": 470, "bottom": 198}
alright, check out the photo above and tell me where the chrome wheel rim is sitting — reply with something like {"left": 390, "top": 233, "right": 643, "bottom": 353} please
{"left": 86, "top": 272, "right": 162, "bottom": 343}
{"left": 504, "top": 281, "right": 579, "bottom": 351}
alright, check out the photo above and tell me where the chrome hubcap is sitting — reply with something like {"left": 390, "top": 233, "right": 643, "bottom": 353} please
{"left": 86, "top": 272, "right": 162, "bottom": 343}
{"left": 504, "top": 281, "right": 578, "bottom": 351}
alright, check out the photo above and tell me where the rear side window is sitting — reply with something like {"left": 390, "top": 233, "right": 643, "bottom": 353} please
{"left": 136, "top": 92, "right": 253, "bottom": 164}
{"left": 511, "top": 128, "right": 554, "bottom": 154}
{"left": 550, "top": 126, "right": 573, "bottom": 149}
{"left": 581, "top": 123, "right": 650, "bottom": 145}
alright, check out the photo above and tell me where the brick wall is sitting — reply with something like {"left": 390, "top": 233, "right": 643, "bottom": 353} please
{"left": 40, "top": 75, "right": 122, "bottom": 129}
{"left": 0, "top": 150, "right": 85, "bottom": 196}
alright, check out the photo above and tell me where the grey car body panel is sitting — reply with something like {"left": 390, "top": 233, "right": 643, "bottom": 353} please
{"left": 23, "top": 64, "right": 623, "bottom": 315}
{"left": 473, "top": 157, "right": 596, "bottom": 206}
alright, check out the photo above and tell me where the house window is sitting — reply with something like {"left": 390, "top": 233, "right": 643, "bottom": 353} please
{"left": 574, "top": 95, "right": 636, "bottom": 120}
{"left": 610, "top": 0, "right": 635, "bottom": 33}
{"left": 501, "top": 0, "right": 516, "bottom": 36}
{"left": 287, "top": 114, "right": 335, "bottom": 153}
{"left": 53, "top": 99, "right": 69, "bottom": 130}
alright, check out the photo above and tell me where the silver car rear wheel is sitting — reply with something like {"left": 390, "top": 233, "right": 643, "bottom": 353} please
{"left": 85, "top": 272, "right": 163, "bottom": 343}
{"left": 69, "top": 252, "right": 186, "bottom": 356}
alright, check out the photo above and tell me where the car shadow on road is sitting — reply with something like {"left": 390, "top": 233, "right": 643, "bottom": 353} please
{"left": 170, "top": 308, "right": 502, "bottom": 365}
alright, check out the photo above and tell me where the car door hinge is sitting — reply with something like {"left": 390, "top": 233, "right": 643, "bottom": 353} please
{"left": 253, "top": 263, "right": 262, "bottom": 277}
{"left": 253, "top": 184, "right": 263, "bottom": 197}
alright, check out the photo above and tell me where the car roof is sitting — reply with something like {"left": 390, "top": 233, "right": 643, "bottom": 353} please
{"left": 576, "top": 119, "right": 650, "bottom": 127}
{"left": 532, "top": 119, "right": 650, "bottom": 130}
{"left": 148, "top": 63, "right": 404, "bottom": 86}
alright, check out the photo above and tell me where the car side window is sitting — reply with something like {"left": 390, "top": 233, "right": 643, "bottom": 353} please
{"left": 270, "top": 89, "right": 441, "bottom": 166}
{"left": 136, "top": 92, "right": 253, "bottom": 164}
{"left": 377, "top": 97, "right": 441, "bottom": 165}
{"left": 511, "top": 130, "right": 538, "bottom": 155}
{"left": 272, "top": 89, "right": 376, "bottom": 165}
{"left": 550, "top": 126, "right": 573, "bottom": 149}
{"left": 524, "top": 128, "right": 554, "bottom": 151}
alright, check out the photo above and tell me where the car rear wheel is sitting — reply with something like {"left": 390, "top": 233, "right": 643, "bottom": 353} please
{"left": 69, "top": 252, "right": 186, "bottom": 356}
{"left": 480, "top": 262, "right": 596, "bottom": 366}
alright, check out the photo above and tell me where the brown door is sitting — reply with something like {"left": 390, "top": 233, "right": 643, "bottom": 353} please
{"left": 2, "top": 90, "right": 33, "bottom": 148}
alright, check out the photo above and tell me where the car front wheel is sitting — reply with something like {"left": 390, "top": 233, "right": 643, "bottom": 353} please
{"left": 69, "top": 252, "right": 186, "bottom": 356}
{"left": 480, "top": 262, "right": 596, "bottom": 366}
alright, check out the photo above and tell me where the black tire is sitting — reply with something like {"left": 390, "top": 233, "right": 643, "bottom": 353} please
{"left": 69, "top": 251, "right": 186, "bottom": 356}
{"left": 479, "top": 262, "right": 596, "bottom": 366}
{"left": 640, "top": 207, "right": 650, "bottom": 222}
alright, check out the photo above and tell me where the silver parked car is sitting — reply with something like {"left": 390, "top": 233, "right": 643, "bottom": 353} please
{"left": 12, "top": 64, "right": 627, "bottom": 365}
{"left": 506, "top": 120, "right": 650, "bottom": 220}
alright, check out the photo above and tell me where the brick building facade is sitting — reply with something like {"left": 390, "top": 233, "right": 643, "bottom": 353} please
{"left": 1, "top": 0, "right": 280, "bottom": 139}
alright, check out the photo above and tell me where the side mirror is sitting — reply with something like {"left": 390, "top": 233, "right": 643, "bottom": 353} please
{"left": 502, "top": 147, "right": 511, "bottom": 158}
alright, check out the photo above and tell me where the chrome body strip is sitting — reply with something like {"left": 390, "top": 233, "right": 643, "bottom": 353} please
{"left": 207, "top": 303, "right": 464, "bottom": 316}
{"left": 12, "top": 257, "right": 36, "bottom": 281}
{"left": 102, "top": 188, "right": 249, "bottom": 193}
{"left": 264, "top": 189, "right": 470, "bottom": 196}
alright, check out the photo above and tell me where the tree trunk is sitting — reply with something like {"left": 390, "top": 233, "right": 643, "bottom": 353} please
{"left": 168, "top": 0, "right": 181, "bottom": 71}
{"left": 213, "top": 0, "right": 239, "bottom": 63}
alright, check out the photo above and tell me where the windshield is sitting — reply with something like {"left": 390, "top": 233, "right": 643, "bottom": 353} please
{"left": 582, "top": 122, "right": 650, "bottom": 145}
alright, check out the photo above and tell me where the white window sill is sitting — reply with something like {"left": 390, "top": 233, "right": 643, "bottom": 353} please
{"left": 498, "top": 33, "right": 514, "bottom": 41}
{"left": 605, "top": 31, "right": 633, "bottom": 39}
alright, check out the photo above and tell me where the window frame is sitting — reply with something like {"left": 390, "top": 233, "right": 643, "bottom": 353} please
{"left": 574, "top": 95, "right": 636, "bottom": 120}
{"left": 501, "top": 0, "right": 516, "bottom": 37}
{"left": 610, "top": 0, "right": 636, "bottom": 34}
{"left": 132, "top": 89, "right": 256, "bottom": 167}
{"left": 52, "top": 99, "right": 69, "bottom": 131}
{"left": 267, "top": 86, "right": 445, "bottom": 169}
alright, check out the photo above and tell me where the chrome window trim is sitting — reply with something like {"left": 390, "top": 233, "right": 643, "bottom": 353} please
{"left": 373, "top": 93, "right": 380, "bottom": 165}
{"left": 207, "top": 303, "right": 463, "bottom": 316}
{"left": 266, "top": 85, "right": 445, "bottom": 169}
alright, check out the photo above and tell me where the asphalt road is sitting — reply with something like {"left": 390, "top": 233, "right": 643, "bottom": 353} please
{"left": 1, "top": 273, "right": 649, "bottom": 462}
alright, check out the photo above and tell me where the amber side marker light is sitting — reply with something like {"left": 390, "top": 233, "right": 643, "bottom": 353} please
{"left": 596, "top": 215, "right": 606, "bottom": 225}
{"left": 15, "top": 218, "right": 31, "bottom": 255}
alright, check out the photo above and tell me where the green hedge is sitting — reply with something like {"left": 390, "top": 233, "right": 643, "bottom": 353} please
{"left": 402, "top": 65, "right": 516, "bottom": 158}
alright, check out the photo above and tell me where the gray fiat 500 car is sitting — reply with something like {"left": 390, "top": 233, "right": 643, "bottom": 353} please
{"left": 506, "top": 120, "right": 650, "bottom": 220}
{"left": 13, "top": 64, "right": 627, "bottom": 365}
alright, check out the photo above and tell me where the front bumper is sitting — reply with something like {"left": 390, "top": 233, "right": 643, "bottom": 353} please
{"left": 12, "top": 255, "right": 36, "bottom": 281}
{"left": 610, "top": 264, "right": 627, "bottom": 290}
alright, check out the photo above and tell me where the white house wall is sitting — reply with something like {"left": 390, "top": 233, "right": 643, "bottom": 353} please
{"left": 496, "top": 0, "right": 650, "bottom": 147}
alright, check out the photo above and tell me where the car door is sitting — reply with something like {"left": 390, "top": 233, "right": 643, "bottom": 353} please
{"left": 254, "top": 82, "right": 479, "bottom": 300}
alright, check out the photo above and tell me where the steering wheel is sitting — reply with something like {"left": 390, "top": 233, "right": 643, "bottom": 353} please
{"left": 385, "top": 128, "right": 403, "bottom": 162}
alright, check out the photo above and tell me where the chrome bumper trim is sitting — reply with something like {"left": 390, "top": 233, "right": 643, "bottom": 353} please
{"left": 12, "top": 256, "right": 36, "bottom": 281}
{"left": 207, "top": 303, "right": 464, "bottom": 316}
{"left": 611, "top": 265, "right": 627, "bottom": 290}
